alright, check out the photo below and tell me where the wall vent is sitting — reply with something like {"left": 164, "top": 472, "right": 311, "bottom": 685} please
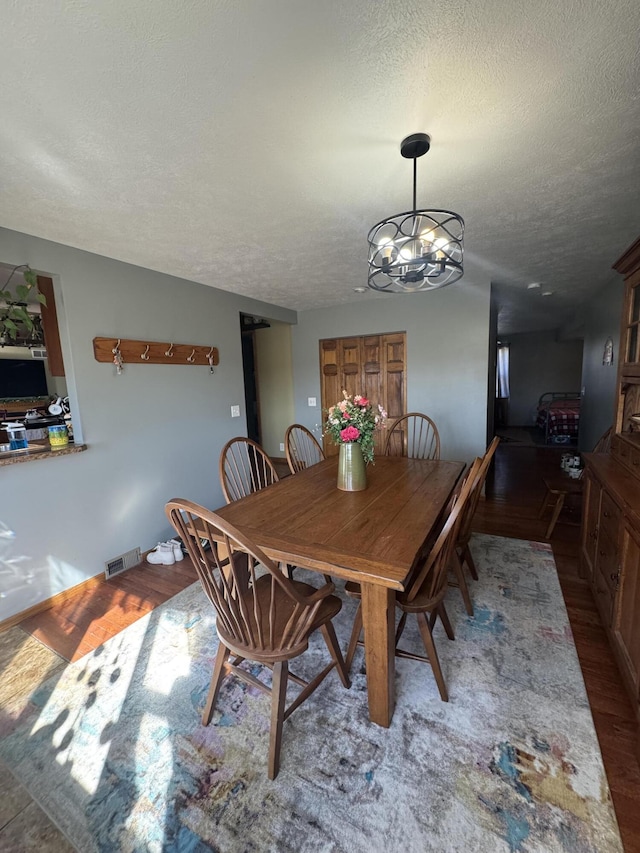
{"left": 104, "top": 546, "right": 142, "bottom": 579}
{"left": 31, "top": 348, "right": 48, "bottom": 360}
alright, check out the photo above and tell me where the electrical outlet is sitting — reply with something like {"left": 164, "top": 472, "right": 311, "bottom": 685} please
{"left": 230, "top": 405, "right": 240, "bottom": 418}
{"left": 279, "top": 443, "right": 285, "bottom": 452}
{"left": 308, "top": 397, "right": 317, "bottom": 407}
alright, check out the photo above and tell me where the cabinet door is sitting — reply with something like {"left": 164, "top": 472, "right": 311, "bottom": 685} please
{"left": 590, "top": 487, "right": 621, "bottom": 627}
{"left": 613, "top": 524, "right": 640, "bottom": 701}
{"left": 580, "top": 473, "right": 601, "bottom": 581}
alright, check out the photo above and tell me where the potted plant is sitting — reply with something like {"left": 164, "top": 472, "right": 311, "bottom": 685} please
{"left": 0, "top": 264, "right": 46, "bottom": 343}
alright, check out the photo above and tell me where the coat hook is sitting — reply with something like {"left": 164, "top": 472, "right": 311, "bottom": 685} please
{"left": 164, "top": 343, "right": 174, "bottom": 358}
{"left": 141, "top": 344, "right": 150, "bottom": 360}
{"left": 112, "top": 339, "right": 124, "bottom": 375}
{"left": 187, "top": 348, "right": 196, "bottom": 363}
{"left": 207, "top": 347, "right": 216, "bottom": 374}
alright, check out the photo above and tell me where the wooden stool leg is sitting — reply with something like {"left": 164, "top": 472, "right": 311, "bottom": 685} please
{"left": 416, "top": 612, "right": 448, "bottom": 702}
{"left": 545, "top": 493, "right": 566, "bottom": 539}
{"left": 202, "top": 643, "right": 230, "bottom": 725}
{"left": 538, "top": 488, "right": 553, "bottom": 519}
{"left": 268, "top": 660, "right": 288, "bottom": 780}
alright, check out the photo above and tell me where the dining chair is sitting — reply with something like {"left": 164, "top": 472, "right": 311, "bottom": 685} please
{"left": 455, "top": 435, "right": 501, "bottom": 584}
{"left": 345, "top": 457, "right": 481, "bottom": 701}
{"left": 538, "top": 427, "right": 611, "bottom": 539}
{"left": 165, "top": 498, "right": 351, "bottom": 780}
{"left": 285, "top": 424, "right": 325, "bottom": 475}
{"left": 219, "top": 436, "right": 279, "bottom": 504}
{"left": 384, "top": 412, "right": 440, "bottom": 460}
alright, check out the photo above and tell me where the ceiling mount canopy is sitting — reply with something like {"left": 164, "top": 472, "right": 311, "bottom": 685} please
{"left": 367, "top": 133, "right": 465, "bottom": 293}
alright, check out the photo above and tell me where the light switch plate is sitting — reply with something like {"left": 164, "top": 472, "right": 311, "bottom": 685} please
{"left": 230, "top": 405, "right": 240, "bottom": 418}
{"left": 308, "top": 397, "right": 317, "bottom": 407}
{"left": 279, "top": 443, "right": 285, "bottom": 452}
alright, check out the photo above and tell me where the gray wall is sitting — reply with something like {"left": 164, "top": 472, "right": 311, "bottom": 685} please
{"left": 507, "top": 331, "right": 584, "bottom": 426}
{"left": 579, "top": 276, "right": 623, "bottom": 451}
{"left": 291, "top": 278, "right": 491, "bottom": 464}
{"left": 0, "top": 227, "right": 295, "bottom": 621}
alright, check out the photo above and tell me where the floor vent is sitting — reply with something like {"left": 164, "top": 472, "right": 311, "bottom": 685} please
{"left": 104, "top": 546, "right": 142, "bottom": 579}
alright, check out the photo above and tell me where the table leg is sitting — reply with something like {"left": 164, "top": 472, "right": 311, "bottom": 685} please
{"left": 360, "top": 583, "right": 395, "bottom": 727}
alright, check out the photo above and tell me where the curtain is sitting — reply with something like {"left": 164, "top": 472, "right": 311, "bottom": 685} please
{"left": 497, "top": 344, "right": 510, "bottom": 398}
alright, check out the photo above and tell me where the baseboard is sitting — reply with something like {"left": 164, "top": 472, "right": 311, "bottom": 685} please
{"left": 0, "top": 571, "right": 106, "bottom": 633}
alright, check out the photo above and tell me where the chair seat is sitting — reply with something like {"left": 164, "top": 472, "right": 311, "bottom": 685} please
{"left": 218, "top": 575, "right": 343, "bottom": 661}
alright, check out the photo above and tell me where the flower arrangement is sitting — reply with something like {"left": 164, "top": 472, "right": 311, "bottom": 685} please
{"left": 324, "top": 390, "right": 388, "bottom": 464}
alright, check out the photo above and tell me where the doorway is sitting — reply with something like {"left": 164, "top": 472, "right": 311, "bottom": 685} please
{"left": 240, "top": 313, "right": 269, "bottom": 444}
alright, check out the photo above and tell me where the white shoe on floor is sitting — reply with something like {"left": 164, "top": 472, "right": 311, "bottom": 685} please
{"left": 167, "top": 539, "right": 184, "bottom": 561}
{"left": 146, "top": 543, "right": 175, "bottom": 566}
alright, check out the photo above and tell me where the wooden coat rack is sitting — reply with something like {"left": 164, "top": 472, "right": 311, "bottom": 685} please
{"left": 93, "top": 337, "right": 219, "bottom": 369}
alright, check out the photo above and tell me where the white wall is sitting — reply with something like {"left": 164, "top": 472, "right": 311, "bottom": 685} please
{"left": 0, "top": 227, "right": 295, "bottom": 621}
{"left": 579, "top": 276, "right": 623, "bottom": 451}
{"left": 291, "top": 277, "right": 491, "bottom": 463}
{"left": 507, "top": 331, "right": 584, "bottom": 426}
{"left": 254, "top": 321, "right": 294, "bottom": 457}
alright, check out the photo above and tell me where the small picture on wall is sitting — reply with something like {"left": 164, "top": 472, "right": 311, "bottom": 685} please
{"left": 603, "top": 337, "right": 614, "bottom": 366}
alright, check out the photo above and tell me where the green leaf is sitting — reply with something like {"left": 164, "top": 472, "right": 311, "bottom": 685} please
{"left": 23, "top": 269, "right": 37, "bottom": 287}
{"left": 16, "top": 284, "right": 30, "bottom": 301}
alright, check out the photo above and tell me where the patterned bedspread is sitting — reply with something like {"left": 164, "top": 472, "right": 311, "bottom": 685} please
{"left": 536, "top": 399, "right": 580, "bottom": 436}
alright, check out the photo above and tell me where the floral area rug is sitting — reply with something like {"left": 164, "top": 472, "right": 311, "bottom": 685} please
{"left": 0, "top": 534, "right": 622, "bottom": 852}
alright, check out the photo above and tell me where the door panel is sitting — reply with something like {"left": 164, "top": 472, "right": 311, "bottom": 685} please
{"left": 320, "top": 331, "right": 406, "bottom": 457}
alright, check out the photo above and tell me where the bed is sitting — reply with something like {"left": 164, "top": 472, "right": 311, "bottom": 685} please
{"left": 536, "top": 392, "right": 581, "bottom": 443}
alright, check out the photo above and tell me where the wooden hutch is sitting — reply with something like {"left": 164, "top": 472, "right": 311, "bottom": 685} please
{"left": 581, "top": 235, "right": 640, "bottom": 752}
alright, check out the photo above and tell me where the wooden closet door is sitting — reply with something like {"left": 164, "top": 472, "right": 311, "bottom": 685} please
{"left": 320, "top": 331, "right": 406, "bottom": 457}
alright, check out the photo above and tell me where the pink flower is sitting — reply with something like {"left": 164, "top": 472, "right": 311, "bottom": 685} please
{"left": 357, "top": 397, "right": 369, "bottom": 407}
{"left": 340, "top": 425, "right": 360, "bottom": 442}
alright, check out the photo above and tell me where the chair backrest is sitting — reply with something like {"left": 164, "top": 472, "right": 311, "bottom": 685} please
{"left": 219, "top": 437, "right": 279, "bottom": 504}
{"left": 285, "top": 424, "right": 325, "bottom": 474}
{"left": 457, "top": 436, "right": 500, "bottom": 546}
{"left": 594, "top": 427, "right": 612, "bottom": 454}
{"left": 384, "top": 412, "right": 441, "bottom": 460}
{"left": 406, "top": 457, "right": 482, "bottom": 604}
{"left": 166, "top": 499, "right": 331, "bottom": 657}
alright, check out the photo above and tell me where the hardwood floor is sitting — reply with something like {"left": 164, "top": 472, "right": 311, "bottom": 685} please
{"left": 1, "top": 443, "right": 639, "bottom": 850}
{"left": 19, "top": 557, "right": 198, "bottom": 662}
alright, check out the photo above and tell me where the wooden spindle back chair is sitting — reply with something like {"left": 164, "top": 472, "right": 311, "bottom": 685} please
{"left": 166, "top": 498, "right": 350, "bottom": 779}
{"left": 456, "top": 436, "right": 500, "bottom": 582}
{"left": 219, "top": 436, "right": 279, "bottom": 504}
{"left": 285, "top": 424, "right": 325, "bottom": 475}
{"left": 346, "top": 458, "right": 481, "bottom": 701}
{"left": 384, "top": 412, "right": 441, "bottom": 460}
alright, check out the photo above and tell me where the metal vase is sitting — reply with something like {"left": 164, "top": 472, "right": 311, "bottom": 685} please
{"left": 337, "top": 442, "right": 367, "bottom": 491}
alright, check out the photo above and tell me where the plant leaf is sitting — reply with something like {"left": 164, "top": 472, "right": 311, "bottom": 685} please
{"left": 23, "top": 269, "right": 37, "bottom": 287}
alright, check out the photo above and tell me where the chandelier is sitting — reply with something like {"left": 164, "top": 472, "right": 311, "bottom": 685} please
{"left": 367, "top": 133, "right": 464, "bottom": 293}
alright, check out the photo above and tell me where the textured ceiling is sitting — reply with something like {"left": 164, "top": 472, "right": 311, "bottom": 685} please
{"left": 2, "top": 0, "right": 639, "bottom": 333}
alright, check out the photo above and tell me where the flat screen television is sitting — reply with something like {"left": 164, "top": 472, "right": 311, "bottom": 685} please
{"left": 0, "top": 358, "right": 48, "bottom": 399}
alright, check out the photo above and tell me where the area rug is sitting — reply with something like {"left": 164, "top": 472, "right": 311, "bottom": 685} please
{"left": 0, "top": 535, "right": 622, "bottom": 852}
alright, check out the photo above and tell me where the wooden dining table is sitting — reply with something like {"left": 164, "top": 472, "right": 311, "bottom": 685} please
{"left": 212, "top": 454, "right": 465, "bottom": 727}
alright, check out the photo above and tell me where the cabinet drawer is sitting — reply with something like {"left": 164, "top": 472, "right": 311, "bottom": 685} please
{"left": 629, "top": 446, "right": 640, "bottom": 474}
{"left": 612, "top": 435, "right": 630, "bottom": 464}
{"left": 600, "top": 491, "right": 621, "bottom": 543}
